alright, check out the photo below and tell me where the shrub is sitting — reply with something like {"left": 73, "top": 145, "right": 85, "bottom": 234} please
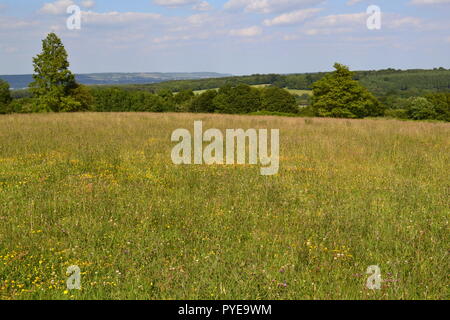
{"left": 261, "top": 86, "right": 298, "bottom": 113}
{"left": 213, "top": 84, "right": 261, "bottom": 114}
{"left": 424, "top": 92, "right": 450, "bottom": 121}
{"left": 406, "top": 97, "right": 438, "bottom": 120}
{"left": 0, "top": 79, "right": 12, "bottom": 114}
{"left": 190, "top": 90, "right": 218, "bottom": 113}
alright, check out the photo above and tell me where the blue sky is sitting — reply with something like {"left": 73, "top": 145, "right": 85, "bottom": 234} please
{"left": 0, "top": 0, "right": 449, "bottom": 75}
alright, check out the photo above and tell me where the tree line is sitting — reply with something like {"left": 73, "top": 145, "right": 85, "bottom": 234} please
{"left": 0, "top": 33, "right": 449, "bottom": 121}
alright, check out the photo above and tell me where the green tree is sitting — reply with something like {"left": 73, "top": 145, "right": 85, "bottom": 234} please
{"left": 261, "top": 86, "right": 298, "bottom": 113}
{"left": 213, "top": 84, "right": 261, "bottom": 114}
{"left": 174, "top": 89, "right": 195, "bottom": 112}
{"left": 312, "top": 63, "right": 383, "bottom": 118}
{"left": 425, "top": 92, "right": 450, "bottom": 121}
{"left": 406, "top": 97, "right": 438, "bottom": 120}
{"left": 0, "top": 79, "right": 12, "bottom": 114}
{"left": 190, "top": 90, "right": 218, "bottom": 113}
{"left": 30, "top": 33, "right": 91, "bottom": 112}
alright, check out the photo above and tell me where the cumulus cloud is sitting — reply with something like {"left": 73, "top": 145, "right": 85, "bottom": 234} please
{"left": 410, "top": 0, "right": 450, "bottom": 4}
{"left": 0, "top": 16, "right": 39, "bottom": 29}
{"left": 39, "top": 0, "right": 75, "bottom": 15}
{"left": 229, "top": 25, "right": 262, "bottom": 37}
{"left": 303, "top": 12, "right": 367, "bottom": 34}
{"left": 153, "top": 0, "right": 199, "bottom": 8}
{"left": 263, "top": 8, "right": 322, "bottom": 26}
{"left": 224, "top": 0, "right": 324, "bottom": 14}
{"left": 346, "top": 0, "right": 363, "bottom": 5}
{"left": 187, "top": 13, "right": 213, "bottom": 25}
{"left": 193, "top": 1, "right": 213, "bottom": 11}
{"left": 300, "top": 12, "right": 426, "bottom": 36}
{"left": 81, "top": 11, "right": 161, "bottom": 26}
{"left": 39, "top": 0, "right": 96, "bottom": 15}
{"left": 81, "top": 0, "right": 95, "bottom": 8}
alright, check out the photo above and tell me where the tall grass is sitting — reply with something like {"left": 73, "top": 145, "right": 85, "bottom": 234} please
{"left": 0, "top": 113, "right": 448, "bottom": 300}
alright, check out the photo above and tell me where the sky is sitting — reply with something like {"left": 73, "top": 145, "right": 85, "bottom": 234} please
{"left": 0, "top": 0, "right": 449, "bottom": 75}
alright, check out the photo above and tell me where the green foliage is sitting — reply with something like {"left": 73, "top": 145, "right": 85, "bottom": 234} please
{"left": 298, "top": 106, "right": 317, "bottom": 118}
{"left": 118, "top": 68, "right": 450, "bottom": 101}
{"left": 213, "top": 84, "right": 261, "bottom": 114}
{"left": 173, "top": 90, "right": 194, "bottom": 112}
{"left": 91, "top": 87, "right": 168, "bottom": 112}
{"left": 29, "top": 33, "right": 91, "bottom": 112}
{"left": 384, "top": 108, "right": 409, "bottom": 120}
{"left": 67, "top": 85, "right": 94, "bottom": 112}
{"left": 261, "top": 86, "right": 298, "bottom": 113}
{"left": 0, "top": 79, "right": 12, "bottom": 114}
{"left": 312, "top": 63, "right": 383, "bottom": 118}
{"left": 8, "top": 98, "right": 35, "bottom": 113}
{"left": 405, "top": 97, "right": 438, "bottom": 120}
{"left": 424, "top": 92, "right": 450, "bottom": 121}
{"left": 190, "top": 89, "right": 217, "bottom": 113}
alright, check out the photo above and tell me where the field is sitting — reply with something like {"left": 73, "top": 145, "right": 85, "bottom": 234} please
{"left": 192, "top": 86, "right": 313, "bottom": 96}
{"left": 0, "top": 113, "right": 448, "bottom": 300}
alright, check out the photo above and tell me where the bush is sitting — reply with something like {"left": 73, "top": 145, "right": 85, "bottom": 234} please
{"left": 261, "top": 86, "right": 298, "bottom": 113}
{"left": 406, "top": 97, "right": 438, "bottom": 120}
{"left": 190, "top": 90, "right": 218, "bottom": 113}
{"left": 213, "top": 84, "right": 261, "bottom": 114}
{"left": 424, "top": 92, "right": 450, "bottom": 121}
{"left": 91, "top": 88, "right": 168, "bottom": 112}
{"left": 68, "top": 84, "right": 94, "bottom": 112}
{"left": 8, "top": 98, "right": 36, "bottom": 114}
{"left": 384, "top": 109, "right": 409, "bottom": 119}
{"left": 0, "top": 79, "right": 12, "bottom": 114}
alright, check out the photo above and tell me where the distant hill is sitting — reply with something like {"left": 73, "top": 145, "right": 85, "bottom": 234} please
{"left": 0, "top": 72, "right": 232, "bottom": 90}
{"left": 115, "top": 68, "right": 450, "bottom": 98}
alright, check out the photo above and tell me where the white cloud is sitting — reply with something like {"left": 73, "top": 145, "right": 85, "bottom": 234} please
{"left": 187, "top": 13, "right": 212, "bottom": 25}
{"left": 346, "top": 0, "right": 363, "bottom": 5}
{"left": 81, "top": 0, "right": 95, "bottom": 8}
{"left": 0, "top": 16, "right": 38, "bottom": 29}
{"left": 39, "top": 0, "right": 74, "bottom": 15}
{"left": 229, "top": 25, "right": 262, "bottom": 37}
{"left": 81, "top": 11, "right": 161, "bottom": 25}
{"left": 388, "top": 16, "right": 422, "bottom": 29}
{"left": 153, "top": 0, "right": 199, "bottom": 7}
{"left": 263, "top": 8, "right": 322, "bottom": 26}
{"left": 300, "top": 12, "right": 427, "bottom": 36}
{"left": 193, "top": 1, "right": 213, "bottom": 11}
{"left": 319, "top": 13, "right": 367, "bottom": 27}
{"left": 224, "top": 0, "right": 324, "bottom": 14}
{"left": 411, "top": 0, "right": 450, "bottom": 4}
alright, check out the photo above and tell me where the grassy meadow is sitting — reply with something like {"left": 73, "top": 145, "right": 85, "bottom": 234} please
{"left": 0, "top": 112, "right": 448, "bottom": 300}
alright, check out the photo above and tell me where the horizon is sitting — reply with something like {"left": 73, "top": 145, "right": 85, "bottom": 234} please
{"left": 0, "top": 0, "right": 449, "bottom": 75}
{"left": 1, "top": 66, "right": 449, "bottom": 77}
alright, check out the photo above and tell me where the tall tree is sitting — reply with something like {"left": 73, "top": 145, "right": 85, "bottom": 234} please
{"left": 0, "top": 79, "right": 12, "bottom": 113}
{"left": 312, "top": 63, "right": 383, "bottom": 118}
{"left": 30, "top": 32, "right": 90, "bottom": 112}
